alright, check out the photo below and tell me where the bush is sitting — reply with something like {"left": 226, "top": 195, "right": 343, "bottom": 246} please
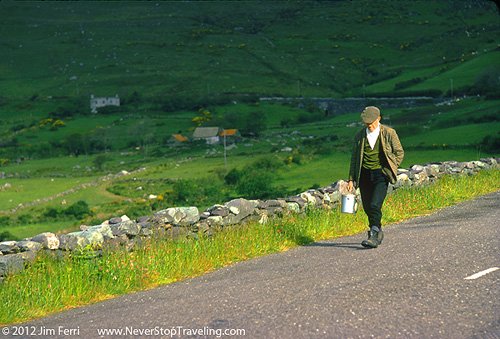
{"left": 168, "top": 178, "right": 229, "bottom": 208}
{"left": 43, "top": 207, "right": 61, "bottom": 219}
{"left": 64, "top": 201, "right": 92, "bottom": 219}
{"left": 480, "top": 134, "right": 500, "bottom": 152}
{"left": 0, "top": 231, "right": 16, "bottom": 241}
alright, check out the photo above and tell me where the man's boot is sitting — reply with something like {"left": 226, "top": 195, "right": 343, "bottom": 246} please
{"left": 361, "top": 227, "right": 384, "bottom": 248}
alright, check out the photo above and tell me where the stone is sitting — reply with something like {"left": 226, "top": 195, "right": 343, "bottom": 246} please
{"left": 86, "top": 224, "right": 114, "bottom": 240}
{"left": 59, "top": 232, "right": 90, "bottom": 251}
{"left": 109, "top": 217, "right": 123, "bottom": 224}
{"left": 155, "top": 207, "right": 200, "bottom": 226}
{"left": 31, "top": 232, "right": 60, "bottom": 250}
{"left": 286, "top": 196, "right": 307, "bottom": 209}
{"left": 286, "top": 202, "right": 301, "bottom": 214}
{"left": 206, "top": 216, "right": 224, "bottom": 227}
{"left": 139, "top": 228, "right": 153, "bottom": 236}
{"left": 0, "top": 253, "right": 26, "bottom": 277}
{"left": 425, "top": 164, "right": 441, "bottom": 177}
{"left": 411, "top": 165, "right": 424, "bottom": 173}
{"left": 300, "top": 192, "right": 317, "bottom": 206}
{"left": 265, "top": 207, "right": 284, "bottom": 217}
{"left": 110, "top": 220, "right": 141, "bottom": 237}
{"left": 229, "top": 206, "right": 240, "bottom": 214}
{"left": 0, "top": 241, "right": 19, "bottom": 255}
{"left": 17, "top": 241, "right": 43, "bottom": 253}
{"left": 207, "top": 204, "right": 229, "bottom": 217}
{"left": 258, "top": 200, "right": 283, "bottom": 209}
{"left": 472, "top": 161, "right": 486, "bottom": 168}
{"left": 137, "top": 216, "right": 151, "bottom": 223}
{"left": 223, "top": 199, "right": 258, "bottom": 224}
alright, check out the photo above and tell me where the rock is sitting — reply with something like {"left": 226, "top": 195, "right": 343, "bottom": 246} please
{"left": 0, "top": 241, "right": 19, "bottom": 255}
{"left": 59, "top": 232, "right": 90, "bottom": 251}
{"left": 86, "top": 224, "right": 114, "bottom": 240}
{"left": 109, "top": 217, "right": 123, "bottom": 224}
{"left": 223, "top": 199, "right": 258, "bottom": 225}
{"left": 207, "top": 205, "right": 229, "bottom": 217}
{"left": 139, "top": 228, "right": 153, "bottom": 236}
{"left": 110, "top": 220, "right": 141, "bottom": 237}
{"left": 154, "top": 207, "right": 200, "bottom": 226}
{"left": 206, "top": 216, "right": 224, "bottom": 227}
{"left": 425, "top": 164, "right": 441, "bottom": 177}
{"left": 300, "top": 192, "right": 317, "bottom": 206}
{"left": 138, "top": 221, "right": 152, "bottom": 229}
{"left": 0, "top": 253, "right": 26, "bottom": 277}
{"left": 411, "top": 165, "right": 424, "bottom": 173}
{"left": 286, "top": 196, "right": 307, "bottom": 209}
{"left": 472, "top": 160, "right": 486, "bottom": 168}
{"left": 31, "top": 232, "right": 60, "bottom": 250}
{"left": 17, "top": 241, "right": 43, "bottom": 253}
{"left": 137, "top": 216, "right": 151, "bottom": 223}
{"left": 286, "top": 202, "right": 301, "bottom": 214}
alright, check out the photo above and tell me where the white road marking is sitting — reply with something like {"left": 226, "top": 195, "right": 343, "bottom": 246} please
{"left": 464, "top": 267, "right": 500, "bottom": 280}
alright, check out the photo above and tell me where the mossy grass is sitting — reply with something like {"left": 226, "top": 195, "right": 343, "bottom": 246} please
{"left": 0, "top": 169, "right": 498, "bottom": 325}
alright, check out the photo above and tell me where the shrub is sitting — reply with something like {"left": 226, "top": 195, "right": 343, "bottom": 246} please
{"left": 168, "top": 178, "right": 229, "bottom": 208}
{"left": 64, "top": 200, "right": 92, "bottom": 219}
{"left": 43, "top": 207, "right": 61, "bottom": 219}
{"left": 480, "top": 134, "right": 500, "bottom": 152}
{"left": 93, "top": 154, "right": 109, "bottom": 171}
{"left": 0, "top": 231, "right": 16, "bottom": 241}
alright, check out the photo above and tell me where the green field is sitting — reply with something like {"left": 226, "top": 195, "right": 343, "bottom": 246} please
{"left": 0, "top": 1, "right": 498, "bottom": 239}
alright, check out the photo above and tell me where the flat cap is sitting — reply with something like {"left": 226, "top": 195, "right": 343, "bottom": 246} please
{"left": 360, "top": 106, "right": 380, "bottom": 124}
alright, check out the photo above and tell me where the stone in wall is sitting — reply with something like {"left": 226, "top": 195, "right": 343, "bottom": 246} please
{"left": 110, "top": 220, "right": 141, "bottom": 237}
{"left": 31, "top": 232, "right": 60, "bottom": 250}
{"left": 222, "top": 198, "right": 258, "bottom": 225}
{"left": 154, "top": 207, "right": 200, "bottom": 226}
{"left": 0, "top": 241, "right": 20, "bottom": 255}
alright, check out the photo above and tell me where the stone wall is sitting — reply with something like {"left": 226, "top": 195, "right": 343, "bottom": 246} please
{"left": 0, "top": 158, "right": 498, "bottom": 281}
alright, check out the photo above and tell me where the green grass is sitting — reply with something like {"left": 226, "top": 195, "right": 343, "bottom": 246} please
{"left": 0, "top": 177, "right": 96, "bottom": 211}
{"left": 403, "top": 122, "right": 500, "bottom": 147}
{"left": 0, "top": 221, "right": 77, "bottom": 241}
{"left": 0, "top": 1, "right": 497, "bottom": 99}
{"left": 0, "top": 169, "right": 498, "bottom": 325}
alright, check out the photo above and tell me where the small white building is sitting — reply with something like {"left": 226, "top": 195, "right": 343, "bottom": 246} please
{"left": 192, "top": 127, "right": 221, "bottom": 144}
{"left": 90, "top": 94, "right": 120, "bottom": 113}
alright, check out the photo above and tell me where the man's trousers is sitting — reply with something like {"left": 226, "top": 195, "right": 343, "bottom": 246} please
{"left": 359, "top": 168, "right": 389, "bottom": 228}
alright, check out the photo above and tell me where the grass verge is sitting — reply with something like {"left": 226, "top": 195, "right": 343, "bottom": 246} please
{"left": 0, "top": 169, "right": 499, "bottom": 325}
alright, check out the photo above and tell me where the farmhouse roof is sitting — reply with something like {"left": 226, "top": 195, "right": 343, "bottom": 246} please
{"left": 193, "top": 127, "right": 220, "bottom": 138}
{"left": 172, "top": 134, "right": 188, "bottom": 142}
{"left": 219, "top": 129, "right": 239, "bottom": 137}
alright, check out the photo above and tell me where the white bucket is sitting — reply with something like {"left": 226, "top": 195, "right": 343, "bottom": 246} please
{"left": 341, "top": 194, "right": 357, "bottom": 214}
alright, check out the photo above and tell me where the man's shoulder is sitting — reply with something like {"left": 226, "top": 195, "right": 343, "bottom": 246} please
{"left": 354, "top": 128, "right": 365, "bottom": 139}
{"left": 381, "top": 124, "right": 397, "bottom": 135}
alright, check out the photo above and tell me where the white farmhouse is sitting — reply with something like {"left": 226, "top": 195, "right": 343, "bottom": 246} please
{"left": 90, "top": 94, "right": 120, "bottom": 113}
{"left": 193, "top": 127, "right": 221, "bottom": 144}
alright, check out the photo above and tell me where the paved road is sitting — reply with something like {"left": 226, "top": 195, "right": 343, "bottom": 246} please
{"left": 3, "top": 192, "right": 499, "bottom": 338}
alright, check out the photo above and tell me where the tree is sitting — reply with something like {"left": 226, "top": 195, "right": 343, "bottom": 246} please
{"left": 243, "top": 111, "right": 266, "bottom": 137}
{"left": 93, "top": 154, "right": 109, "bottom": 171}
{"left": 63, "top": 133, "right": 86, "bottom": 156}
{"left": 192, "top": 109, "right": 212, "bottom": 127}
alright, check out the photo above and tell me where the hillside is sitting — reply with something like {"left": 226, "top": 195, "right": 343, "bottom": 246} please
{"left": 0, "top": 1, "right": 498, "bottom": 99}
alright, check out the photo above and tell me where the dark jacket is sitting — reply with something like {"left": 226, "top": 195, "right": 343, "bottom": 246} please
{"left": 349, "top": 124, "right": 404, "bottom": 185}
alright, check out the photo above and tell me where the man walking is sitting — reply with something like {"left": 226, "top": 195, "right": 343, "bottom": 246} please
{"left": 347, "top": 106, "right": 404, "bottom": 248}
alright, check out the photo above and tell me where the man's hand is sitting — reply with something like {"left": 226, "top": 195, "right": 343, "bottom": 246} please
{"left": 347, "top": 180, "right": 354, "bottom": 192}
